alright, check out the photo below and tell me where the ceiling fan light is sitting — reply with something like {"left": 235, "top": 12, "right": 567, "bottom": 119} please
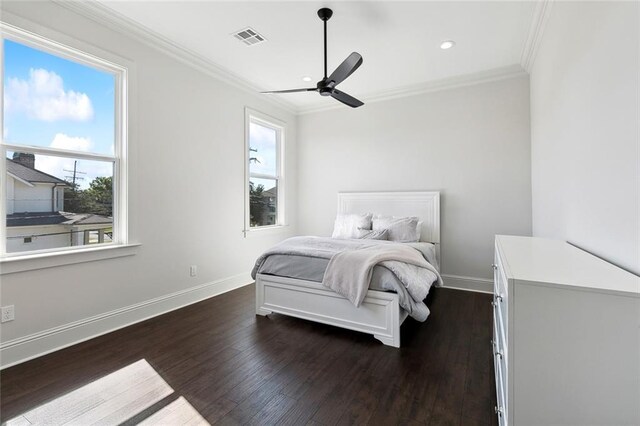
{"left": 440, "top": 40, "right": 456, "bottom": 50}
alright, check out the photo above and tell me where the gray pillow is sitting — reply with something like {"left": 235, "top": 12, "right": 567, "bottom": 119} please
{"left": 372, "top": 216, "right": 420, "bottom": 242}
{"left": 355, "top": 228, "right": 388, "bottom": 240}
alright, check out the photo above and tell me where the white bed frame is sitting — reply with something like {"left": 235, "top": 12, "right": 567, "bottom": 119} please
{"left": 255, "top": 191, "right": 441, "bottom": 347}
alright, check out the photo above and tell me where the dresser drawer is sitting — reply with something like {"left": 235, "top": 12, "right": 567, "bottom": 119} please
{"left": 493, "top": 252, "right": 508, "bottom": 298}
{"left": 492, "top": 326, "right": 507, "bottom": 390}
{"left": 492, "top": 298, "right": 508, "bottom": 357}
{"left": 493, "top": 253, "right": 508, "bottom": 352}
{"left": 493, "top": 308, "right": 506, "bottom": 360}
{"left": 494, "top": 344, "right": 507, "bottom": 426}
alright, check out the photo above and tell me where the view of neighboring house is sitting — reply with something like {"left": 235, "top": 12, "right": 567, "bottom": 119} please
{"left": 6, "top": 152, "right": 113, "bottom": 253}
{"left": 262, "top": 186, "right": 277, "bottom": 226}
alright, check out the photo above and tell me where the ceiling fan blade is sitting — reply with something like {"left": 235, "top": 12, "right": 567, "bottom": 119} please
{"left": 331, "top": 89, "right": 364, "bottom": 108}
{"left": 261, "top": 88, "right": 316, "bottom": 94}
{"left": 328, "top": 52, "right": 363, "bottom": 86}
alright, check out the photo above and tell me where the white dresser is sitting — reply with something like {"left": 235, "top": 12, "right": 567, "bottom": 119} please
{"left": 492, "top": 235, "right": 640, "bottom": 426}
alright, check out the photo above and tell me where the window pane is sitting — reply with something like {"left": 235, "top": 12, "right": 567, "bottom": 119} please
{"left": 3, "top": 39, "right": 115, "bottom": 156}
{"left": 249, "top": 121, "right": 277, "bottom": 176}
{"left": 6, "top": 151, "right": 114, "bottom": 253}
{"left": 249, "top": 178, "right": 277, "bottom": 227}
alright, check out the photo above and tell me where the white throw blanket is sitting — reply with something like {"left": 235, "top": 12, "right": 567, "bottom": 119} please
{"left": 251, "top": 236, "right": 443, "bottom": 312}
{"left": 322, "top": 243, "right": 442, "bottom": 307}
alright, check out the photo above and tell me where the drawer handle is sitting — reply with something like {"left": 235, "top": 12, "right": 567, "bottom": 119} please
{"left": 495, "top": 350, "right": 503, "bottom": 359}
{"left": 495, "top": 295, "right": 503, "bottom": 303}
{"left": 491, "top": 264, "right": 498, "bottom": 270}
{"left": 495, "top": 406, "right": 504, "bottom": 417}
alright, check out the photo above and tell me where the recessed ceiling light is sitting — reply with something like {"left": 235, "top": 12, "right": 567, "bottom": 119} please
{"left": 302, "top": 76, "right": 312, "bottom": 82}
{"left": 440, "top": 40, "right": 456, "bottom": 50}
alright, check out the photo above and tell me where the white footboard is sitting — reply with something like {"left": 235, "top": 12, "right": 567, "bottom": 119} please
{"left": 255, "top": 274, "right": 408, "bottom": 347}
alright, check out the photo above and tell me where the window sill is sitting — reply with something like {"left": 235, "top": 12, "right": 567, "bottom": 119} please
{"left": 0, "top": 243, "right": 140, "bottom": 275}
{"left": 243, "top": 224, "right": 289, "bottom": 238}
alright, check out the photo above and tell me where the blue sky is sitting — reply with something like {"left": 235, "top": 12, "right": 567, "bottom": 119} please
{"left": 249, "top": 122, "right": 277, "bottom": 176}
{"left": 249, "top": 122, "right": 278, "bottom": 193}
{"left": 3, "top": 39, "right": 115, "bottom": 188}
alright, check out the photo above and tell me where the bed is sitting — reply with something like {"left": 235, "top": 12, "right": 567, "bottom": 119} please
{"left": 254, "top": 191, "right": 441, "bottom": 347}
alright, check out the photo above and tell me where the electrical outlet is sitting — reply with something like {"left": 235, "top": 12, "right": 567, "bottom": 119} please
{"left": 189, "top": 265, "right": 197, "bottom": 277}
{"left": 1, "top": 305, "right": 15, "bottom": 323}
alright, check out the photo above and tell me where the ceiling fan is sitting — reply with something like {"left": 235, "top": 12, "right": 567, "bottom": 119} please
{"left": 261, "top": 8, "right": 364, "bottom": 108}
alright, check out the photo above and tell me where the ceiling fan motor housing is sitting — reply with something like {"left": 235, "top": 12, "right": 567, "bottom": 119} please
{"left": 317, "top": 8, "right": 333, "bottom": 21}
{"left": 318, "top": 78, "right": 336, "bottom": 96}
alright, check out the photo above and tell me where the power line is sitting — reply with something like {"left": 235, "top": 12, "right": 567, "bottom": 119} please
{"left": 63, "top": 160, "right": 86, "bottom": 187}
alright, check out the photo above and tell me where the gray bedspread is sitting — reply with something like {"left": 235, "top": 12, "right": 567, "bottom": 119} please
{"left": 251, "top": 236, "right": 442, "bottom": 321}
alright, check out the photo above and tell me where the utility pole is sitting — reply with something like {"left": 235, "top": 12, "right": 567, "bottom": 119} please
{"left": 64, "top": 161, "right": 86, "bottom": 188}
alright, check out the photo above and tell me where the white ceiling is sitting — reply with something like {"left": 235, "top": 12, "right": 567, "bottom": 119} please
{"left": 98, "top": 1, "right": 536, "bottom": 112}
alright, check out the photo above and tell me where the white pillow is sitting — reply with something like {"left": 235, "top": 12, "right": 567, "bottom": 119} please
{"left": 372, "top": 215, "right": 420, "bottom": 242}
{"left": 332, "top": 213, "right": 372, "bottom": 239}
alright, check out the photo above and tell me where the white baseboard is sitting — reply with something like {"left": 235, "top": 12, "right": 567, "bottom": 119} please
{"left": 441, "top": 274, "right": 493, "bottom": 294}
{"left": 0, "top": 273, "right": 253, "bottom": 369}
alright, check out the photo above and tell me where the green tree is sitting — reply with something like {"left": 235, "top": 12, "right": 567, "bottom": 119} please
{"left": 63, "top": 181, "right": 89, "bottom": 213}
{"left": 63, "top": 176, "right": 113, "bottom": 217}
{"left": 248, "top": 147, "right": 268, "bottom": 225}
{"left": 249, "top": 181, "right": 267, "bottom": 226}
{"left": 85, "top": 176, "right": 113, "bottom": 217}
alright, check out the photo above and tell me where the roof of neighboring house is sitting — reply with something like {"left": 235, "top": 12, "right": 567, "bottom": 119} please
{"left": 6, "top": 159, "right": 68, "bottom": 185}
{"left": 7, "top": 211, "right": 113, "bottom": 227}
{"left": 263, "top": 187, "right": 277, "bottom": 198}
{"left": 63, "top": 213, "right": 113, "bottom": 225}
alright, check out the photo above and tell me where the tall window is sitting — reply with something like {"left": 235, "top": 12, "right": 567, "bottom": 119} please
{"left": 1, "top": 25, "right": 127, "bottom": 256}
{"left": 245, "top": 109, "right": 284, "bottom": 230}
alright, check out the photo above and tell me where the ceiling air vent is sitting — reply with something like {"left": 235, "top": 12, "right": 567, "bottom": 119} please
{"left": 233, "top": 27, "right": 266, "bottom": 46}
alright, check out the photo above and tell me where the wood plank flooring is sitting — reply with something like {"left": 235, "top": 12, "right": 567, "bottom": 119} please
{"left": 0, "top": 285, "right": 497, "bottom": 425}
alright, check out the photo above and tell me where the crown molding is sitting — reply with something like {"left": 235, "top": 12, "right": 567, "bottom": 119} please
{"left": 520, "top": 0, "right": 554, "bottom": 73}
{"left": 297, "top": 64, "right": 528, "bottom": 115}
{"left": 50, "top": 0, "right": 531, "bottom": 117}
{"left": 50, "top": 0, "right": 299, "bottom": 115}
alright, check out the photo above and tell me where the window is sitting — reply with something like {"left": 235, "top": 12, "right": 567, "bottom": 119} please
{"left": 245, "top": 109, "right": 284, "bottom": 230}
{"left": 1, "top": 25, "right": 127, "bottom": 257}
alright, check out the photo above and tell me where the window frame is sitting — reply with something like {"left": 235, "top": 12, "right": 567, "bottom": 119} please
{"left": 244, "top": 108, "right": 285, "bottom": 234}
{"left": 0, "top": 22, "right": 129, "bottom": 259}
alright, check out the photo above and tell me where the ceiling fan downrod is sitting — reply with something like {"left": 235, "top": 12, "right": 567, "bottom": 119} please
{"left": 318, "top": 8, "right": 333, "bottom": 79}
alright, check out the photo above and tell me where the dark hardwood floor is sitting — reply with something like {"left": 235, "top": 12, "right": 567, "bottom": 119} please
{"left": 0, "top": 285, "right": 497, "bottom": 425}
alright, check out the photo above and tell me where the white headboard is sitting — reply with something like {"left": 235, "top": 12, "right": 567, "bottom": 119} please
{"left": 337, "top": 191, "right": 441, "bottom": 244}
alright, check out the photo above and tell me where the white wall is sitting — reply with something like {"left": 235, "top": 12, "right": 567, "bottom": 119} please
{"left": 297, "top": 76, "right": 532, "bottom": 282}
{"left": 530, "top": 1, "right": 640, "bottom": 275}
{"left": 7, "top": 225, "right": 70, "bottom": 253}
{"left": 0, "top": 1, "right": 297, "bottom": 365}
{"left": 6, "top": 177, "right": 14, "bottom": 214}
{"left": 13, "top": 181, "right": 53, "bottom": 213}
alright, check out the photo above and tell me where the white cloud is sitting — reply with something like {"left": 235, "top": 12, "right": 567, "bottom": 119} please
{"left": 34, "top": 134, "right": 111, "bottom": 190}
{"left": 4, "top": 68, "right": 94, "bottom": 122}
{"left": 50, "top": 133, "right": 92, "bottom": 152}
